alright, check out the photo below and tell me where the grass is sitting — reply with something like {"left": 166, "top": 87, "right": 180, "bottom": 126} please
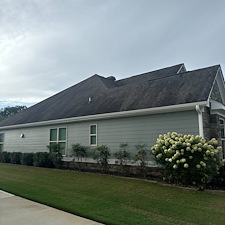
{"left": 0, "top": 164, "right": 225, "bottom": 225}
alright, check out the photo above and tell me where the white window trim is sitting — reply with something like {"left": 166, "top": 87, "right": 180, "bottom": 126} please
{"left": 49, "top": 127, "right": 67, "bottom": 156}
{"left": 89, "top": 124, "right": 97, "bottom": 146}
{"left": 219, "top": 119, "right": 225, "bottom": 160}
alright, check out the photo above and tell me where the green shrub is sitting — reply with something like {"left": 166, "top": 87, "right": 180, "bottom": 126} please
{"left": 151, "top": 132, "right": 223, "bottom": 189}
{"left": 33, "top": 152, "right": 54, "bottom": 168}
{"left": 21, "top": 153, "right": 34, "bottom": 166}
{"left": 71, "top": 143, "right": 89, "bottom": 170}
{"left": 133, "top": 143, "right": 148, "bottom": 178}
{"left": 71, "top": 143, "right": 88, "bottom": 162}
{"left": 47, "top": 143, "right": 63, "bottom": 168}
{"left": 51, "top": 152, "right": 63, "bottom": 169}
{"left": 10, "top": 152, "right": 22, "bottom": 164}
{"left": 114, "top": 143, "right": 131, "bottom": 175}
{"left": 47, "top": 143, "right": 62, "bottom": 154}
{"left": 208, "top": 164, "right": 225, "bottom": 189}
{"left": 0, "top": 151, "right": 10, "bottom": 163}
{"left": 93, "top": 145, "right": 110, "bottom": 173}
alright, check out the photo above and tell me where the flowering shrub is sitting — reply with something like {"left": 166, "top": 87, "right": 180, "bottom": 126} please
{"left": 151, "top": 132, "right": 223, "bottom": 189}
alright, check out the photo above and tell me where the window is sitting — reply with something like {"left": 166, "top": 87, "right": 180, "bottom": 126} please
{"left": 90, "top": 124, "right": 97, "bottom": 146}
{"left": 49, "top": 128, "right": 67, "bottom": 155}
{"left": 219, "top": 119, "right": 225, "bottom": 159}
{"left": 0, "top": 133, "right": 4, "bottom": 152}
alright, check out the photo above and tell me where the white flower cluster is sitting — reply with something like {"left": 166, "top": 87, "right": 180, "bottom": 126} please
{"left": 151, "top": 132, "right": 222, "bottom": 170}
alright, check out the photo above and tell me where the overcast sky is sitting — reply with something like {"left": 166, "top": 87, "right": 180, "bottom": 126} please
{"left": 1, "top": 0, "right": 225, "bottom": 109}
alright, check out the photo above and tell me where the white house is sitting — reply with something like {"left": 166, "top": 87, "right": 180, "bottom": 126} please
{"left": 0, "top": 63, "right": 225, "bottom": 163}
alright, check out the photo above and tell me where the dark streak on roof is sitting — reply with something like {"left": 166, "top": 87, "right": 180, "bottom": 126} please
{"left": 0, "top": 64, "right": 220, "bottom": 127}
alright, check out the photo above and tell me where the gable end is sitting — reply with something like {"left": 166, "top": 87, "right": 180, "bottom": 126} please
{"left": 213, "top": 68, "right": 225, "bottom": 105}
{"left": 210, "top": 81, "right": 223, "bottom": 104}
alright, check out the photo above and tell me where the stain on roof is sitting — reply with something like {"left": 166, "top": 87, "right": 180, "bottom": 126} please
{"left": 0, "top": 64, "right": 220, "bottom": 127}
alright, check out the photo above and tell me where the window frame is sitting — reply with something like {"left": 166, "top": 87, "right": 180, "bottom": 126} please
{"left": 89, "top": 124, "right": 97, "bottom": 146}
{"left": 49, "top": 127, "right": 67, "bottom": 156}
{"left": 0, "top": 132, "right": 4, "bottom": 152}
{"left": 219, "top": 118, "right": 225, "bottom": 160}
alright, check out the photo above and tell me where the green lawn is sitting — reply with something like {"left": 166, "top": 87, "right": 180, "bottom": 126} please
{"left": 0, "top": 164, "right": 225, "bottom": 225}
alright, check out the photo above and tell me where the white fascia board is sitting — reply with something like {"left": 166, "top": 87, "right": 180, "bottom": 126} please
{"left": 208, "top": 67, "right": 225, "bottom": 104}
{"left": 217, "top": 69, "right": 225, "bottom": 104}
{"left": 0, "top": 101, "right": 207, "bottom": 130}
{"left": 207, "top": 66, "right": 221, "bottom": 103}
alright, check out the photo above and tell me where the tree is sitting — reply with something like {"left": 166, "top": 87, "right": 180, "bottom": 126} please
{"left": 0, "top": 106, "right": 27, "bottom": 120}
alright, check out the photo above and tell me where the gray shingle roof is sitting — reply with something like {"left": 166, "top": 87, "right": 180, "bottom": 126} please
{"left": 0, "top": 64, "right": 220, "bottom": 127}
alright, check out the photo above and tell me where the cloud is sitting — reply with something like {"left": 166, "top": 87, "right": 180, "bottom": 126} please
{"left": 1, "top": 0, "right": 225, "bottom": 108}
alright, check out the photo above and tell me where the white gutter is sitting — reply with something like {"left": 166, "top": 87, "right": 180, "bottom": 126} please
{"left": 0, "top": 101, "right": 207, "bottom": 130}
{"left": 196, "top": 105, "right": 204, "bottom": 138}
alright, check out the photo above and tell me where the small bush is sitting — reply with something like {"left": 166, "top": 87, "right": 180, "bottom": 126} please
{"left": 0, "top": 151, "right": 10, "bottom": 163}
{"left": 21, "top": 153, "right": 34, "bottom": 166}
{"left": 208, "top": 164, "right": 225, "bottom": 189}
{"left": 47, "top": 143, "right": 63, "bottom": 168}
{"left": 71, "top": 143, "right": 89, "bottom": 162}
{"left": 114, "top": 143, "right": 131, "bottom": 175}
{"left": 93, "top": 145, "right": 110, "bottom": 173}
{"left": 51, "top": 152, "right": 63, "bottom": 169}
{"left": 151, "top": 132, "right": 223, "bottom": 189}
{"left": 133, "top": 143, "right": 148, "bottom": 178}
{"left": 33, "top": 152, "right": 54, "bottom": 168}
{"left": 10, "top": 152, "right": 22, "bottom": 164}
{"left": 71, "top": 143, "right": 89, "bottom": 170}
{"left": 47, "top": 143, "right": 62, "bottom": 154}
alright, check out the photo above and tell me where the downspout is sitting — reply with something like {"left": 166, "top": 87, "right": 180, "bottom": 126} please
{"left": 196, "top": 105, "right": 204, "bottom": 138}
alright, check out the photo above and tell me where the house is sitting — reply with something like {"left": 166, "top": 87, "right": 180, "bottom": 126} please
{"left": 0, "top": 63, "right": 225, "bottom": 164}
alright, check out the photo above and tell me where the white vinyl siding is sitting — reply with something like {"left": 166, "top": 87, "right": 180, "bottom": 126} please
{"left": 1, "top": 110, "right": 199, "bottom": 163}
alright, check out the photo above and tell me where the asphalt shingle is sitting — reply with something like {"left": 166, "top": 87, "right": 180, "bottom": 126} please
{"left": 0, "top": 64, "right": 219, "bottom": 127}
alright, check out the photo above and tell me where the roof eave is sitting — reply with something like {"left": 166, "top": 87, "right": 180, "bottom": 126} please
{"left": 0, "top": 101, "right": 207, "bottom": 130}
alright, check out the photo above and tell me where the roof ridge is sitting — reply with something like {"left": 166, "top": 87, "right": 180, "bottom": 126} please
{"left": 116, "top": 63, "right": 183, "bottom": 83}
{"left": 142, "top": 64, "right": 221, "bottom": 83}
{"left": 185, "top": 64, "right": 220, "bottom": 73}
